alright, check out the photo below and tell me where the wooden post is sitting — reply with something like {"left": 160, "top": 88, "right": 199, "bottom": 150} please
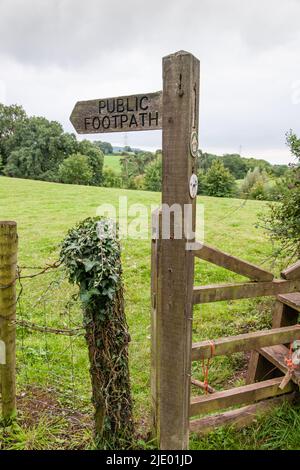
{"left": 0, "top": 221, "right": 18, "bottom": 420}
{"left": 151, "top": 209, "right": 162, "bottom": 435}
{"left": 156, "top": 51, "right": 199, "bottom": 449}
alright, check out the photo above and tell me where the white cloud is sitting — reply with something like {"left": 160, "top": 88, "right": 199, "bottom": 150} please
{"left": 0, "top": 0, "right": 299, "bottom": 163}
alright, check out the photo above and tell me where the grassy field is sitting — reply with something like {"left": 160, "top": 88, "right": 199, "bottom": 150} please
{"left": 103, "top": 154, "right": 122, "bottom": 174}
{"left": 0, "top": 176, "right": 299, "bottom": 450}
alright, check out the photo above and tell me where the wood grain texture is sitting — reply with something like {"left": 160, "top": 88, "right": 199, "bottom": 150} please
{"left": 281, "top": 261, "right": 300, "bottom": 281}
{"left": 190, "top": 377, "right": 294, "bottom": 417}
{"left": 193, "top": 279, "right": 300, "bottom": 304}
{"left": 191, "top": 325, "right": 300, "bottom": 360}
{"left": 277, "top": 293, "right": 300, "bottom": 312}
{"left": 70, "top": 91, "right": 162, "bottom": 134}
{"left": 190, "top": 394, "right": 296, "bottom": 435}
{"left": 194, "top": 243, "right": 274, "bottom": 281}
{"left": 150, "top": 209, "right": 161, "bottom": 436}
{"left": 156, "top": 50, "right": 200, "bottom": 450}
{"left": 0, "top": 221, "right": 18, "bottom": 419}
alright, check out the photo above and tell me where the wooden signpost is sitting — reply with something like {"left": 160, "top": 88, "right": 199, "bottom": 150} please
{"left": 70, "top": 48, "right": 300, "bottom": 449}
{"left": 70, "top": 50, "right": 200, "bottom": 450}
{"left": 70, "top": 91, "right": 162, "bottom": 134}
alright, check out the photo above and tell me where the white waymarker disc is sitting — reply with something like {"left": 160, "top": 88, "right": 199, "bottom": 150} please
{"left": 189, "top": 174, "right": 198, "bottom": 199}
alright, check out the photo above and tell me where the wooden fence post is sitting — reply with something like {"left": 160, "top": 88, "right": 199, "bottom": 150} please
{"left": 0, "top": 221, "right": 18, "bottom": 420}
{"left": 156, "top": 51, "right": 200, "bottom": 449}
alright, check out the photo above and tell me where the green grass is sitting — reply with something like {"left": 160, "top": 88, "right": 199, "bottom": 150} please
{"left": 103, "top": 153, "right": 122, "bottom": 174}
{"left": 0, "top": 175, "right": 299, "bottom": 450}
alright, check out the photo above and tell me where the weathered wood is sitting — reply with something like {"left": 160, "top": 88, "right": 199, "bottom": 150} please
{"left": 191, "top": 378, "right": 216, "bottom": 394}
{"left": 70, "top": 91, "right": 162, "bottom": 134}
{"left": 190, "top": 377, "right": 294, "bottom": 417}
{"left": 191, "top": 325, "right": 300, "bottom": 360}
{"left": 194, "top": 243, "right": 274, "bottom": 281}
{"left": 150, "top": 209, "right": 161, "bottom": 435}
{"left": 259, "top": 345, "right": 300, "bottom": 386}
{"left": 0, "top": 221, "right": 18, "bottom": 420}
{"left": 277, "top": 293, "right": 300, "bottom": 313}
{"left": 193, "top": 279, "right": 300, "bottom": 304}
{"left": 281, "top": 261, "right": 300, "bottom": 281}
{"left": 156, "top": 50, "right": 200, "bottom": 450}
{"left": 190, "top": 393, "right": 296, "bottom": 435}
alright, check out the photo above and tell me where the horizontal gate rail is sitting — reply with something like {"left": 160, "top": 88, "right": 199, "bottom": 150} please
{"left": 193, "top": 279, "right": 300, "bottom": 304}
{"left": 192, "top": 325, "right": 300, "bottom": 360}
{"left": 189, "top": 393, "right": 296, "bottom": 435}
{"left": 190, "top": 377, "right": 294, "bottom": 417}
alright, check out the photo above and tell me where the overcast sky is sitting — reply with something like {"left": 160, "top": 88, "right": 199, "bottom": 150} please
{"left": 0, "top": 0, "right": 299, "bottom": 164}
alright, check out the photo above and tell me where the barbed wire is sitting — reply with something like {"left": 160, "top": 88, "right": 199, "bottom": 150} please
{"left": 14, "top": 260, "right": 90, "bottom": 411}
{"left": 15, "top": 319, "right": 84, "bottom": 336}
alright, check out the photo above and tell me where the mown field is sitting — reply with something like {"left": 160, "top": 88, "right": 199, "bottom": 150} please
{"left": 103, "top": 154, "right": 122, "bottom": 174}
{"left": 0, "top": 176, "right": 299, "bottom": 450}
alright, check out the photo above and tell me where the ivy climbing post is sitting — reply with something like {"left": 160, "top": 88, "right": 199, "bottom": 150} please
{"left": 60, "top": 217, "right": 134, "bottom": 449}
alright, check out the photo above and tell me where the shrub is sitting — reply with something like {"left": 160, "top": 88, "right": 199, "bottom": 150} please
{"left": 58, "top": 153, "right": 93, "bottom": 185}
{"left": 78, "top": 140, "right": 104, "bottom": 186}
{"left": 260, "top": 131, "right": 300, "bottom": 258}
{"left": 240, "top": 167, "right": 282, "bottom": 201}
{"left": 144, "top": 157, "right": 162, "bottom": 192}
{"left": 132, "top": 174, "right": 145, "bottom": 190}
{"left": 203, "top": 160, "right": 236, "bottom": 197}
{"left": 102, "top": 168, "right": 122, "bottom": 188}
{"left": 240, "top": 167, "right": 266, "bottom": 199}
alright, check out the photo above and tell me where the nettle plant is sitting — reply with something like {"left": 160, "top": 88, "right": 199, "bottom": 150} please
{"left": 60, "top": 217, "right": 134, "bottom": 449}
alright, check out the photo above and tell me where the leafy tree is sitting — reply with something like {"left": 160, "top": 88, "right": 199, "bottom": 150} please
{"left": 197, "top": 169, "right": 207, "bottom": 195}
{"left": 198, "top": 152, "right": 218, "bottom": 172}
{"left": 221, "top": 154, "right": 248, "bottom": 179}
{"left": 244, "top": 157, "right": 273, "bottom": 174}
{"left": 198, "top": 151, "right": 283, "bottom": 180}
{"left": 0, "top": 103, "right": 27, "bottom": 168}
{"left": 58, "top": 153, "right": 93, "bottom": 185}
{"left": 94, "top": 141, "right": 113, "bottom": 155}
{"left": 261, "top": 131, "right": 300, "bottom": 258}
{"left": 78, "top": 140, "right": 104, "bottom": 186}
{"left": 144, "top": 157, "right": 162, "bottom": 192}
{"left": 203, "top": 160, "right": 236, "bottom": 197}
{"left": 240, "top": 167, "right": 267, "bottom": 199}
{"left": 271, "top": 164, "right": 289, "bottom": 177}
{"left": 120, "top": 151, "right": 155, "bottom": 182}
{"left": 4, "top": 116, "right": 77, "bottom": 180}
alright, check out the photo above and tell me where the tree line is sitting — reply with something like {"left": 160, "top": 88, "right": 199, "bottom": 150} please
{"left": 0, "top": 103, "right": 104, "bottom": 186}
{"left": 0, "top": 102, "right": 291, "bottom": 203}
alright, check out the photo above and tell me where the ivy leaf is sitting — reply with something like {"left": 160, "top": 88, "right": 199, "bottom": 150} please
{"left": 83, "top": 259, "right": 99, "bottom": 272}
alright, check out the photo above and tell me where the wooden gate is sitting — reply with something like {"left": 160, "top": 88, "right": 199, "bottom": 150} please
{"left": 151, "top": 228, "right": 300, "bottom": 449}
{"left": 150, "top": 52, "right": 300, "bottom": 449}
